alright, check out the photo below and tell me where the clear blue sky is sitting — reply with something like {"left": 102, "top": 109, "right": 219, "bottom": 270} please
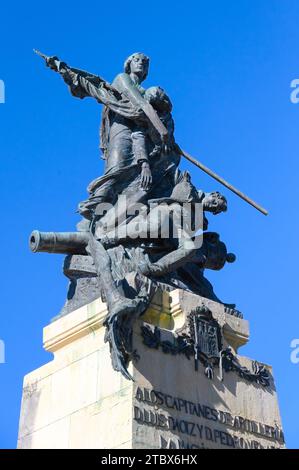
{"left": 0, "top": 0, "right": 298, "bottom": 449}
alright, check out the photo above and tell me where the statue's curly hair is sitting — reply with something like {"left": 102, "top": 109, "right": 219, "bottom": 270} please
{"left": 124, "top": 52, "right": 149, "bottom": 81}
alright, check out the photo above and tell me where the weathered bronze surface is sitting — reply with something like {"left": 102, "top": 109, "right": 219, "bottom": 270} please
{"left": 31, "top": 51, "right": 261, "bottom": 379}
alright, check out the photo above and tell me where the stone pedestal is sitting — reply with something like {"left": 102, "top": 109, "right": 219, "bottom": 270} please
{"left": 17, "top": 289, "right": 285, "bottom": 449}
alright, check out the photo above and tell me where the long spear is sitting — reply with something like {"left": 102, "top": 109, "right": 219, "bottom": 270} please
{"left": 176, "top": 145, "right": 268, "bottom": 216}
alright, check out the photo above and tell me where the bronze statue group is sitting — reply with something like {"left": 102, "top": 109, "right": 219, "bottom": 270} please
{"left": 36, "top": 51, "right": 237, "bottom": 379}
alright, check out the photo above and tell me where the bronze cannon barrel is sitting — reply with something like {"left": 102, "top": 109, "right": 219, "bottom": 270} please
{"left": 29, "top": 230, "right": 90, "bottom": 255}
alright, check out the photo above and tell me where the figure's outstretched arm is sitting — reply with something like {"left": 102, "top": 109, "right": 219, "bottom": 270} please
{"left": 34, "top": 50, "right": 117, "bottom": 101}
{"left": 55, "top": 62, "right": 112, "bottom": 101}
